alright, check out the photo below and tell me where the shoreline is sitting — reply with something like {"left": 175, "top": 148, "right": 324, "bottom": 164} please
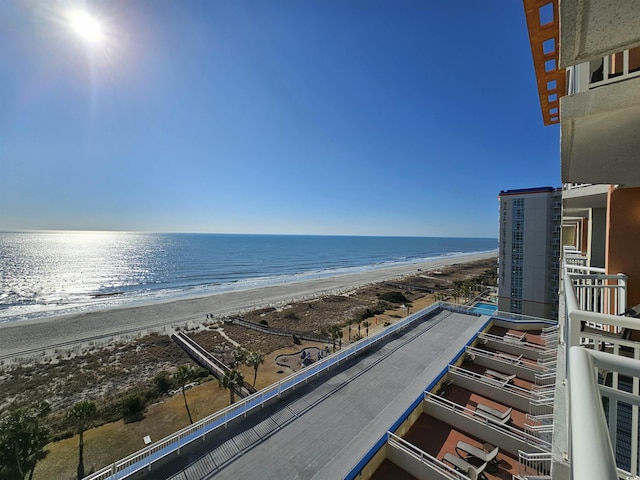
{"left": 0, "top": 248, "right": 498, "bottom": 323}
{"left": 0, "top": 251, "right": 496, "bottom": 363}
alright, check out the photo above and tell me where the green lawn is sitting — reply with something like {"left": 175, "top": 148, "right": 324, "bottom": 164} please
{"left": 34, "top": 380, "right": 231, "bottom": 480}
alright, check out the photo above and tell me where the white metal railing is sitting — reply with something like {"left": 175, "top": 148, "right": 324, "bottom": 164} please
{"left": 491, "top": 310, "right": 555, "bottom": 325}
{"left": 83, "top": 303, "right": 441, "bottom": 480}
{"left": 564, "top": 260, "right": 640, "bottom": 479}
{"left": 447, "top": 365, "right": 549, "bottom": 403}
{"left": 513, "top": 450, "right": 552, "bottom": 480}
{"left": 568, "top": 347, "right": 640, "bottom": 479}
{"left": 564, "top": 253, "right": 588, "bottom": 268}
{"left": 563, "top": 183, "right": 593, "bottom": 190}
{"left": 564, "top": 263, "right": 607, "bottom": 275}
{"left": 526, "top": 413, "right": 554, "bottom": 425}
{"left": 477, "top": 332, "right": 552, "bottom": 355}
{"left": 533, "top": 371, "right": 556, "bottom": 388}
{"left": 563, "top": 272, "right": 638, "bottom": 354}
{"left": 540, "top": 325, "right": 559, "bottom": 348}
{"left": 528, "top": 397, "right": 555, "bottom": 419}
{"left": 386, "top": 431, "right": 469, "bottom": 480}
{"left": 568, "top": 48, "right": 640, "bottom": 94}
{"left": 536, "top": 357, "right": 557, "bottom": 373}
{"left": 424, "top": 392, "right": 551, "bottom": 450}
{"left": 565, "top": 268, "right": 627, "bottom": 317}
{"left": 465, "top": 346, "right": 543, "bottom": 375}
{"left": 523, "top": 423, "right": 553, "bottom": 446}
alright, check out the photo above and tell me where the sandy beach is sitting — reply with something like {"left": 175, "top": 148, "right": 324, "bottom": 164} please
{"left": 0, "top": 251, "right": 495, "bottom": 363}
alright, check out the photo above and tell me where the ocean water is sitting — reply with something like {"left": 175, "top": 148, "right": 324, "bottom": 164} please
{"left": 0, "top": 232, "right": 497, "bottom": 322}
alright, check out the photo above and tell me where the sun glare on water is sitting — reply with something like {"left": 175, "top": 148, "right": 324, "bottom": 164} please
{"left": 68, "top": 9, "right": 104, "bottom": 44}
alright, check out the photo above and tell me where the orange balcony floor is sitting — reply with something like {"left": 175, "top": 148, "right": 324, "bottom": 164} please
{"left": 403, "top": 413, "right": 519, "bottom": 480}
{"left": 443, "top": 384, "right": 538, "bottom": 430}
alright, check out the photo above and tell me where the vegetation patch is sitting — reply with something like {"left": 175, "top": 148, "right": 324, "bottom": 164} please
{"left": 378, "top": 291, "right": 410, "bottom": 304}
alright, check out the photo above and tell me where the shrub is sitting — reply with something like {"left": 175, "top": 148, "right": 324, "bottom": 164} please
{"left": 154, "top": 371, "right": 173, "bottom": 394}
{"left": 378, "top": 291, "right": 409, "bottom": 304}
{"left": 355, "top": 308, "right": 374, "bottom": 322}
{"left": 259, "top": 319, "right": 269, "bottom": 326}
{"left": 122, "top": 394, "right": 145, "bottom": 422}
{"left": 284, "top": 311, "right": 299, "bottom": 321}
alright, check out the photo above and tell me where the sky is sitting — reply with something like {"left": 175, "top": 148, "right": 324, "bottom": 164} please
{"left": 0, "top": 0, "right": 560, "bottom": 238}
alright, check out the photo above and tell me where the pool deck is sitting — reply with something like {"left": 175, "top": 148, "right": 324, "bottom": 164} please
{"left": 147, "top": 309, "right": 489, "bottom": 480}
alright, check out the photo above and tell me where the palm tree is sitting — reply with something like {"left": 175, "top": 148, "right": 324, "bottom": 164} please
{"left": 452, "top": 288, "right": 461, "bottom": 304}
{"left": 362, "top": 321, "right": 370, "bottom": 337}
{"left": 174, "top": 365, "right": 194, "bottom": 424}
{"left": 67, "top": 401, "right": 97, "bottom": 480}
{"left": 219, "top": 369, "right": 244, "bottom": 404}
{"left": 327, "top": 325, "right": 339, "bottom": 352}
{"left": 337, "top": 329, "right": 343, "bottom": 350}
{"left": 347, "top": 319, "right": 353, "bottom": 341}
{"left": 0, "top": 401, "right": 50, "bottom": 480}
{"left": 232, "top": 347, "right": 247, "bottom": 368}
{"left": 245, "top": 351, "right": 265, "bottom": 387}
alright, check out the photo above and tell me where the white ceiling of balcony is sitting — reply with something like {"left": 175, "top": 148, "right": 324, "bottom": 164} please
{"left": 560, "top": 0, "right": 640, "bottom": 67}
{"left": 563, "top": 184, "right": 608, "bottom": 209}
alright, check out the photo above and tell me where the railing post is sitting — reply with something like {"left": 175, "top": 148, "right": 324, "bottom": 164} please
{"left": 569, "top": 347, "right": 618, "bottom": 480}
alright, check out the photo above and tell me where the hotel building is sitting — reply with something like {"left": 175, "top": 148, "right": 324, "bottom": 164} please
{"left": 498, "top": 187, "right": 561, "bottom": 320}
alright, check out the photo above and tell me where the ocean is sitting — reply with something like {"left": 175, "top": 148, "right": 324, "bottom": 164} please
{"left": 0, "top": 232, "right": 497, "bottom": 322}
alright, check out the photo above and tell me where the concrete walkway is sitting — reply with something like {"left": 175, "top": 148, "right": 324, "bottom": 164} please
{"left": 151, "top": 310, "right": 488, "bottom": 480}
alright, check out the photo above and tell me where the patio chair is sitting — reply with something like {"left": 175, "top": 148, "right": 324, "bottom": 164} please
{"left": 484, "top": 369, "right": 516, "bottom": 386}
{"left": 443, "top": 452, "right": 487, "bottom": 480}
{"left": 455, "top": 440, "right": 500, "bottom": 466}
{"left": 497, "top": 352, "right": 523, "bottom": 364}
{"left": 504, "top": 331, "right": 526, "bottom": 342}
{"left": 476, "top": 403, "right": 512, "bottom": 425}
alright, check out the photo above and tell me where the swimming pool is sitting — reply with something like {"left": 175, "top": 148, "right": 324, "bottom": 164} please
{"left": 471, "top": 302, "right": 498, "bottom": 315}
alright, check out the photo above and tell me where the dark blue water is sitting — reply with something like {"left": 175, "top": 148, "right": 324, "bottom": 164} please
{"left": 0, "top": 232, "right": 497, "bottom": 322}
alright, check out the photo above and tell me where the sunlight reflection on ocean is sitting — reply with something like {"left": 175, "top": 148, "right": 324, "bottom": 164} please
{"left": 0, "top": 231, "right": 497, "bottom": 322}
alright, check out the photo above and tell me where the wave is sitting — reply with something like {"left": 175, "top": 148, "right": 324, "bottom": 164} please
{"left": 0, "top": 248, "right": 496, "bottom": 323}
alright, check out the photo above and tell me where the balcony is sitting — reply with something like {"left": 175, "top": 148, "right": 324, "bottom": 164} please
{"left": 561, "top": 263, "right": 640, "bottom": 479}
{"left": 558, "top": 0, "right": 640, "bottom": 68}
{"left": 562, "top": 183, "right": 609, "bottom": 210}
{"left": 366, "top": 321, "right": 558, "bottom": 480}
{"left": 560, "top": 47, "right": 640, "bottom": 186}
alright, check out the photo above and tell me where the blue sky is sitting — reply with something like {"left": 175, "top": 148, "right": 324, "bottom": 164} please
{"left": 0, "top": 0, "right": 559, "bottom": 237}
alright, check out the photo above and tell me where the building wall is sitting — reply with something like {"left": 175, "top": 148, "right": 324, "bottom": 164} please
{"left": 498, "top": 189, "right": 561, "bottom": 319}
{"left": 606, "top": 186, "right": 640, "bottom": 307}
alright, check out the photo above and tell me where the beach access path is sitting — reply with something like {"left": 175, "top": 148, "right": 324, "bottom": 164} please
{"left": 0, "top": 252, "right": 496, "bottom": 363}
{"left": 148, "top": 308, "right": 488, "bottom": 480}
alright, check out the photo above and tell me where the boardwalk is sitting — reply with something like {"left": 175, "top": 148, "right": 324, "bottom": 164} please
{"left": 147, "top": 309, "right": 488, "bottom": 480}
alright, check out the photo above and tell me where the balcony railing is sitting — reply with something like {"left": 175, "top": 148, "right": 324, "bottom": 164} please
{"left": 569, "top": 347, "right": 640, "bottom": 480}
{"left": 386, "top": 431, "right": 469, "bottom": 480}
{"left": 564, "top": 252, "right": 589, "bottom": 269}
{"left": 563, "top": 183, "right": 593, "bottom": 190}
{"left": 423, "top": 392, "right": 552, "bottom": 450}
{"left": 564, "top": 268, "right": 627, "bottom": 318}
{"left": 563, "top": 264, "right": 640, "bottom": 479}
{"left": 513, "top": 450, "right": 552, "bottom": 480}
{"left": 568, "top": 47, "right": 640, "bottom": 94}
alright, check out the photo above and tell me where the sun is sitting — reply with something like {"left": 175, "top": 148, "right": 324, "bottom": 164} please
{"left": 68, "top": 10, "right": 104, "bottom": 44}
